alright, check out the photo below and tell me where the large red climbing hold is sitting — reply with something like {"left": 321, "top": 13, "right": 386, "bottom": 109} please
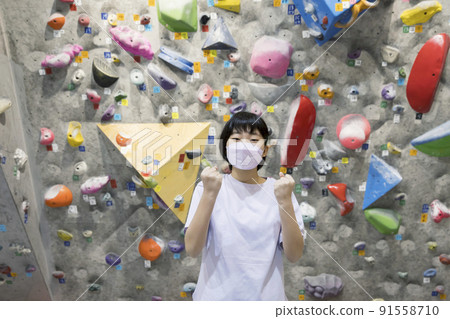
{"left": 406, "top": 33, "right": 450, "bottom": 113}
{"left": 280, "top": 95, "right": 316, "bottom": 169}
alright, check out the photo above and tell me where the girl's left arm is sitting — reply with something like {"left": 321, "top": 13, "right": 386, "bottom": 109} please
{"left": 274, "top": 172, "right": 304, "bottom": 263}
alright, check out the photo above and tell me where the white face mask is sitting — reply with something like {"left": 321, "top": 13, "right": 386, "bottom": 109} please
{"left": 226, "top": 141, "right": 264, "bottom": 170}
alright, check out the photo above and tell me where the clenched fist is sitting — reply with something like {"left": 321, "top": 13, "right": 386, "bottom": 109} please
{"left": 201, "top": 165, "right": 223, "bottom": 195}
{"left": 274, "top": 172, "right": 295, "bottom": 204}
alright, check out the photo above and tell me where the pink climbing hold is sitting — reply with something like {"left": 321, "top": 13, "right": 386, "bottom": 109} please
{"left": 250, "top": 36, "right": 293, "bottom": 79}
{"left": 430, "top": 199, "right": 450, "bottom": 223}
{"left": 40, "top": 128, "right": 55, "bottom": 146}
{"left": 250, "top": 102, "right": 263, "bottom": 116}
{"left": 81, "top": 176, "right": 111, "bottom": 195}
{"left": 336, "top": 114, "right": 371, "bottom": 150}
{"left": 86, "top": 89, "right": 101, "bottom": 104}
{"left": 41, "top": 44, "right": 83, "bottom": 68}
{"left": 109, "top": 26, "right": 154, "bottom": 60}
{"left": 197, "top": 84, "right": 213, "bottom": 104}
{"left": 78, "top": 14, "right": 90, "bottom": 26}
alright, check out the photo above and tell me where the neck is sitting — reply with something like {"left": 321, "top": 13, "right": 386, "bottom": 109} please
{"left": 231, "top": 167, "right": 263, "bottom": 184}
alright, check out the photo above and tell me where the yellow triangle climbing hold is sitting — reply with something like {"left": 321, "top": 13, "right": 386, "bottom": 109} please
{"left": 215, "top": 0, "right": 240, "bottom": 14}
{"left": 97, "top": 122, "right": 211, "bottom": 223}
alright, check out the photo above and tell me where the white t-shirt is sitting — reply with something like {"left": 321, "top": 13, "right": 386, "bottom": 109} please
{"left": 184, "top": 173, "right": 307, "bottom": 301}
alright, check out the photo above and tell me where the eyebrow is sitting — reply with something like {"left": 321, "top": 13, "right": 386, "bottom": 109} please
{"left": 232, "top": 129, "right": 261, "bottom": 135}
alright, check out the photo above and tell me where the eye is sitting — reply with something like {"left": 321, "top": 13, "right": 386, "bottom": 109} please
{"left": 232, "top": 138, "right": 240, "bottom": 140}
{"left": 251, "top": 139, "right": 259, "bottom": 142}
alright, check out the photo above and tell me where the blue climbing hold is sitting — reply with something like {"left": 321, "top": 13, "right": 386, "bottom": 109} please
{"left": 202, "top": 16, "right": 238, "bottom": 51}
{"left": 292, "top": 0, "right": 379, "bottom": 46}
{"left": 353, "top": 241, "right": 366, "bottom": 251}
{"left": 363, "top": 154, "right": 402, "bottom": 210}
{"left": 158, "top": 46, "right": 194, "bottom": 75}
{"left": 423, "top": 268, "right": 437, "bottom": 278}
{"left": 183, "top": 282, "right": 197, "bottom": 293}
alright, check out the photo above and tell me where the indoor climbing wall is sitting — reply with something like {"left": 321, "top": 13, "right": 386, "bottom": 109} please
{"left": 0, "top": 0, "right": 449, "bottom": 301}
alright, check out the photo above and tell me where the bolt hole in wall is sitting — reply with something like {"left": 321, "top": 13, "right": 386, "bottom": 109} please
{"left": 0, "top": 0, "right": 449, "bottom": 307}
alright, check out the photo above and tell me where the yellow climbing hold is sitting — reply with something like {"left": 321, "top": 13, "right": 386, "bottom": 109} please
{"left": 400, "top": 1, "right": 442, "bottom": 26}
{"left": 215, "top": 0, "right": 240, "bottom": 13}
{"left": 303, "top": 65, "right": 320, "bottom": 80}
{"left": 67, "top": 121, "right": 84, "bottom": 147}
{"left": 387, "top": 142, "right": 402, "bottom": 155}
{"left": 57, "top": 230, "right": 73, "bottom": 241}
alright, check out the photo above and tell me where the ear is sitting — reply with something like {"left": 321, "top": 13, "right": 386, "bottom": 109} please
{"left": 262, "top": 144, "right": 271, "bottom": 157}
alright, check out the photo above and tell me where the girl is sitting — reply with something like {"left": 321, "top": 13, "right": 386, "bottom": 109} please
{"left": 184, "top": 111, "right": 306, "bottom": 301}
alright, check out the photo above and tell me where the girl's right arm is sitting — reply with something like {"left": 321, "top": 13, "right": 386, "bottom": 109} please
{"left": 185, "top": 166, "right": 223, "bottom": 258}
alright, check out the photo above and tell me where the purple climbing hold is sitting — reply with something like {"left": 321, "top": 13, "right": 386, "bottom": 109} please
{"left": 105, "top": 253, "right": 121, "bottom": 266}
{"left": 230, "top": 102, "right": 247, "bottom": 114}
{"left": 304, "top": 273, "right": 344, "bottom": 299}
{"left": 300, "top": 177, "right": 315, "bottom": 190}
{"left": 150, "top": 189, "right": 169, "bottom": 210}
{"left": 101, "top": 104, "right": 116, "bottom": 122}
{"left": 316, "top": 126, "right": 328, "bottom": 136}
{"left": 381, "top": 83, "right": 396, "bottom": 100}
{"left": 147, "top": 63, "right": 177, "bottom": 90}
{"left": 168, "top": 240, "right": 185, "bottom": 253}
{"left": 348, "top": 48, "right": 362, "bottom": 60}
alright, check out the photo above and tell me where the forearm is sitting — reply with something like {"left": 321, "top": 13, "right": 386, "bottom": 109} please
{"left": 278, "top": 197, "right": 304, "bottom": 263}
{"left": 185, "top": 191, "right": 218, "bottom": 258}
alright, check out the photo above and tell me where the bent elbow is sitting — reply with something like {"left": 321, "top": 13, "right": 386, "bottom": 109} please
{"left": 286, "top": 255, "right": 301, "bottom": 264}
{"left": 185, "top": 246, "right": 200, "bottom": 258}
{"left": 286, "top": 247, "right": 303, "bottom": 263}
{"left": 184, "top": 234, "right": 200, "bottom": 258}
{"left": 287, "top": 254, "right": 302, "bottom": 263}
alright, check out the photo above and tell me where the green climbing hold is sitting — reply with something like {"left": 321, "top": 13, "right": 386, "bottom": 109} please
{"left": 364, "top": 208, "right": 401, "bottom": 235}
{"left": 201, "top": 158, "right": 211, "bottom": 168}
{"left": 88, "top": 283, "right": 101, "bottom": 292}
{"left": 398, "top": 67, "right": 406, "bottom": 78}
{"left": 398, "top": 272, "right": 408, "bottom": 279}
{"left": 411, "top": 121, "right": 450, "bottom": 157}
{"left": 143, "top": 176, "right": 159, "bottom": 189}
{"left": 157, "top": 0, "right": 198, "bottom": 33}
{"left": 114, "top": 90, "right": 127, "bottom": 102}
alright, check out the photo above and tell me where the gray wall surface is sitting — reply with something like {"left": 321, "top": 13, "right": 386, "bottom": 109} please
{"left": 0, "top": 0, "right": 449, "bottom": 301}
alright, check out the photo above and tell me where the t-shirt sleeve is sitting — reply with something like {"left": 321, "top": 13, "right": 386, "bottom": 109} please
{"left": 184, "top": 181, "right": 211, "bottom": 250}
{"left": 278, "top": 192, "right": 307, "bottom": 250}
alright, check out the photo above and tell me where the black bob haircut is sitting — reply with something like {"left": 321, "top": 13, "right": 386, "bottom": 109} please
{"left": 219, "top": 111, "right": 271, "bottom": 172}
